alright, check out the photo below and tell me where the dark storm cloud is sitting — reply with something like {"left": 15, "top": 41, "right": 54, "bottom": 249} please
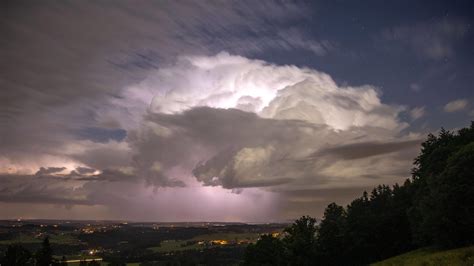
{"left": 131, "top": 106, "right": 417, "bottom": 190}
{"left": 279, "top": 187, "right": 375, "bottom": 219}
{"left": 75, "top": 167, "right": 96, "bottom": 175}
{"left": 35, "top": 167, "right": 66, "bottom": 176}
{"left": 132, "top": 107, "right": 328, "bottom": 189}
{"left": 280, "top": 187, "right": 374, "bottom": 201}
{"left": 0, "top": 167, "right": 148, "bottom": 206}
{"left": 76, "top": 127, "right": 127, "bottom": 143}
{"left": 0, "top": 194, "right": 92, "bottom": 206}
{"left": 143, "top": 107, "right": 316, "bottom": 148}
{"left": 0, "top": 172, "right": 148, "bottom": 209}
{"left": 192, "top": 149, "right": 294, "bottom": 188}
{"left": 0, "top": 173, "right": 94, "bottom": 205}
{"left": 0, "top": 170, "right": 280, "bottom": 222}
{"left": 82, "top": 167, "right": 183, "bottom": 187}
{"left": 315, "top": 139, "right": 422, "bottom": 160}
{"left": 69, "top": 141, "right": 132, "bottom": 170}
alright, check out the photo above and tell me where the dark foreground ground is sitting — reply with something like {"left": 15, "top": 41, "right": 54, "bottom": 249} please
{"left": 0, "top": 219, "right": 286, "bottom": 265}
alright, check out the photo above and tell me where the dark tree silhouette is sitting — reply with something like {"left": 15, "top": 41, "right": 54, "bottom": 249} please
{"left": 282, "top": 216, "right": 318, "bottom": 266}
{"left": 316, "top": 203, "right": 346, "bottom": 265}
{"left": 422, "top": 142, "right": 474, "bottom": 247}
{"left": 36, "top": 236, "right": 53, "bottom": 266}
{"left": 244, "top": 234, "right": 285, "bottom": 266}
{"left": 409, "top": 123, "right": 474, "bottom": 248}
{"left": 2, "top": 244, "right": 33, "bottom": 266}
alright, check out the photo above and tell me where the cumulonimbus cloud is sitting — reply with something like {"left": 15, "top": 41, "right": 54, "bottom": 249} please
{"left": 0, "top": 52, "right": 422, "bottom": 221}
{"left": 107, "top": 52, "right": 419, "bottom": 191}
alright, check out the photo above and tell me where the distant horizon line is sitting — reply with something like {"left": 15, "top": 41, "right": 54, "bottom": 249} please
{"left": 0, "top": 218, "right": 293, "bottom": 224}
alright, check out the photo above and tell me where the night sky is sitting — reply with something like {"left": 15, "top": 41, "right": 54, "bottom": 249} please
{"left": 1, "top": 0, "right": 473, "bottom": 222}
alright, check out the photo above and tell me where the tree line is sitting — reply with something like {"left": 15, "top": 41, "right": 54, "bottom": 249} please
{"left": 244, "top": 122, "right": 474, "bottom": 265}
{"left": 0, "top": 237, "right": 70, "bottom": 266}
{"left": 0, "top": 236, "right": 103, "bottom": 266}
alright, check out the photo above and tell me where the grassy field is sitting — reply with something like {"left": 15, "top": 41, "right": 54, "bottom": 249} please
{"left": 148, "top": 239, "right": 204, "bottom": 253}
{"left": 0, "top": 234, "right": 40, "bottom": 244}
{"left": 190, "top": 232, "right": 260, "bottom": 242}
{"left": 148, "top": 232, "right": 261, "bottom": 253}
{"left": 372, "top": 246, "right": 474, "bottom": 266}
{"left": 0, "top": 232, "right": 81, "bottom": 245}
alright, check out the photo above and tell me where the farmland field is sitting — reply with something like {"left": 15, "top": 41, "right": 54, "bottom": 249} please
{"left": 148, "top": 232, "right": 262, "bottom": 253}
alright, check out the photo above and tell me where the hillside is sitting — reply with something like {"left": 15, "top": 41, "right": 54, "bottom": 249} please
{"left": 372, "top": 246, "right": 474, "bottom": 266}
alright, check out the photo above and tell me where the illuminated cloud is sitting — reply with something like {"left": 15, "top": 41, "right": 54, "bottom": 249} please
{"left": 112, "top": 53, "right": 417, "bottom": 192}
{"left": 444, "top": 99, "right": 469, "bottom": 112}
{"left": 114, "top": 52, "right": 405, "bottom": 130}
{"left": 410, "top": 106, "right": 426, "bottom": 120}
